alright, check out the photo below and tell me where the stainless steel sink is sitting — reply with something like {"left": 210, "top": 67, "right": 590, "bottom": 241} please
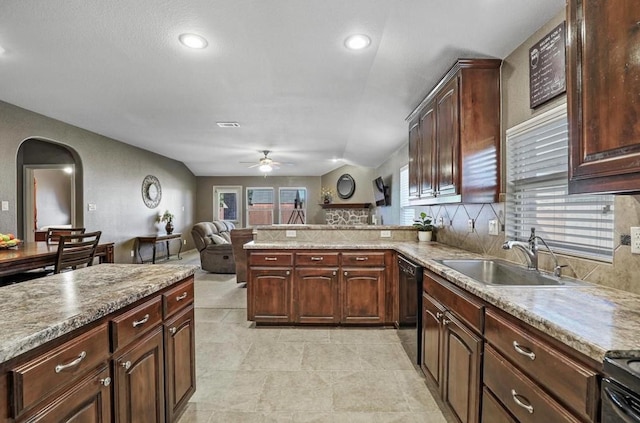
{"left": 436, "top": 259, "right": 586, "bottom": 287}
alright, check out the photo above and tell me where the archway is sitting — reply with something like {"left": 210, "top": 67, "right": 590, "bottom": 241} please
{"left": 16, "top": 139, "right": 83, "bottom": 241}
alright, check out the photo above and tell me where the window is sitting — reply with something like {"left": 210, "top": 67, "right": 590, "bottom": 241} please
{"left": 505, "top": 103, "right": 614, "bottom": 261}
{"left": 279, "top": 188, "right": 306, "bottom": 224}
{"left": 400, "top": 165, "right": 415, "bottom": 225}
{"left": 246, "top": 188, "right": 274, "bottom": 226}
{"left": 213, "top": 186, "right": 241, "bottom": 224}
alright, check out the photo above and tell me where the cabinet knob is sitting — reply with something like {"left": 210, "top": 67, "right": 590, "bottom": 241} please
{"left": 512, "top": 341, "right": 536, "bottom": 360}
{"left": 344, "top": 271, "right": 348, "bottom": 276}
{"left": 120, "top": 360, "right": 132, "bottom": 370}
{"left": 99, "top": 377, "right": 111, "bottom": 387}
{"left": 442, "top": 318, "right": 451, "bottom": 325}
{"left": 286, "top": 270, "right": 290, "bottom": 275}
{"left": 169, "top": 327, "right": 177, "bottom": 335}
{"left": 511, "top": 389, "right": 534, "bottom": 414}
{"left": 333, "top": 271, "right": 337, "bottom": 276}
{"left": 436, "top": 312, "right": 443, "bottom": 319}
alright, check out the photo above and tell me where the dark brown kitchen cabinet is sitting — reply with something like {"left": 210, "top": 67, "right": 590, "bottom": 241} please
{"left": 294, "top": 267, "right": 339, "bottom": 324}
{"left": 249, "top": 267, "right": 293, "bottom": 323}
{"left": 341, "top": 267, "right": 385, "bottom": 324}
{"left": 27, "top": 366, "right": 112, "bottom": 423}
{"left": 481, "top": 387, "right": 517, "bottom": 423}
{"left": 113, "top": 327, "right": 165, "bottom": 423}
{"left": 407, "top": 59, "right": 501, "bottom": 204}
{"left": 164, "top": 306, "right": 196, "bottom": 423}
{"left": 567, "top": 0, "right": 640, "bottom": 194}
{"left": 421, "top": 270, "right": 484, "bottom": 423}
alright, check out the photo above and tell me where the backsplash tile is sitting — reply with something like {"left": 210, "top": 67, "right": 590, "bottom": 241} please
{"left": 417, "top": 196, "right": 640, "bottom": 295}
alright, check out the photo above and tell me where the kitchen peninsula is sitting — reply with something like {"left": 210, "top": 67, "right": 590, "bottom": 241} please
{"left": 246, "top": 225, "right": 640, "bottom": 423}
{"left": 0, "top": 264, "right": 198, "bottom": 423}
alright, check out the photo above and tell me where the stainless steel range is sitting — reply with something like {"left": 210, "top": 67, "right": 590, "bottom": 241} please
{"left": 602, "top": 356, "right": 640, "bottom": 422}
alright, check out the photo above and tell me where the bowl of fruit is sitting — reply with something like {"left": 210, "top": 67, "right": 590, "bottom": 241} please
{"left": 0, "top": 233, "right": 21, "bottom": 249}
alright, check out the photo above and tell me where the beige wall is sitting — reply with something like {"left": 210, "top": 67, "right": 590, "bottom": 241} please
{"left": 195, "top": 176, "right": 323, "bottom": 226}
{"left": 320, "top": 164, "right": 376, "bottom": 206}
{"left": 0, "top": 100, "right": 197, "bottom": 263}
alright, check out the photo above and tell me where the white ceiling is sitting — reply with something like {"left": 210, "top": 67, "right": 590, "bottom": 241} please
{"left": 0, "top": 0, "right": 565, "bottom": 176}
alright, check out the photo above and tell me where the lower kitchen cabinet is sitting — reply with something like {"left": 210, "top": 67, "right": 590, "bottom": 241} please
{"left": 441, "top": 311, "right": 482, "bottom": 423}
{"left": 247, "top": 250, "right": 390, "bottom": 325}
{"left": 249, "top": 267, "right": 293, "bottom": 323}
{"left": 481, "top": 387, "right": 516, "bottom": 423}
{"left": 113, "top": 326, "right": 165, "bottom": 423}
{"left": 421, "top": 270, "right": 483, "bottom": 423}
{"left": 164, "top": 306, "right": 196, "bottom": 423}
{"left": 341, "top": 267, "right": 385, "bottom": 324}
{"left": 26, "top": 365, "right": 112, "bottom": 423}
{"left": 294, "top": 267, "right": 339, "bottom": 324}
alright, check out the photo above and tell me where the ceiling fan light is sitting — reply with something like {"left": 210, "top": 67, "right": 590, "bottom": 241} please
{"left": 259, "top": 164, "right": 273, "bottom": 173}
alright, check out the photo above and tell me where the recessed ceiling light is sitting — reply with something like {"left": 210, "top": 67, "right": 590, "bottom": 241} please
{"left": 344, "top": 34, "right": 371, "bottom": 50}
{"left": 216, "top": 122, "right": 240, "bottom": 128}
{"left": 179, "top": 33, "right": 208, "bottom": 49}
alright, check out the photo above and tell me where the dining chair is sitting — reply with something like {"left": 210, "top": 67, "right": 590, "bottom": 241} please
{"left": 54, "top": 231, "right": 102, "bottom": 274}
{"left": 46, "top": 227, "right": 86, "bottom": 244}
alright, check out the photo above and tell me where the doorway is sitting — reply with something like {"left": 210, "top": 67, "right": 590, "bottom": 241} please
{"left": 23, "top": 165, "right": 76, "bottom": 242}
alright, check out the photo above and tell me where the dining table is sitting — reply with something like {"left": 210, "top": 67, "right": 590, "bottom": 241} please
{"left": 0, "top": 241, "right": 114, "bottom": 278}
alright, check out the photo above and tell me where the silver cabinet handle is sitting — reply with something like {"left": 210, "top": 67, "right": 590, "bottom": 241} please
{"left": 355, "top": 257, "right": 368, "bottom": 261}
{"left": 100, "top": 377, "right": 111, "bottom": 387}
{"left": 121, "top": 360, "right": 132, "bottom": 369}
{"left": 332, "top": 271, "right": 337, "bottom": 276}
{"left": 169, "top": 327, "right": 177, "bottom": 335}
{"left": 286, "top": 270, "right": 290, "bottom": 275}
{"left": 264, "top": 257, "right": 278, "bottom": 261}
{"left": 176, "top": 292, "right": 188, "bottom": 301}
{"left": 310, "top": 257, "right": 324, "bottom": 261}
{"left": 511, "top": 389, "right": 534, "bottom": 414}
{"left": 436, "top": 312, "right": 443, "bottom": 319}
{"left": 442, "top": 318, "right": 451, "bottom": 325}
{"left": 132, "top": 314, "right": 150, "bottom": 328}
{"left": 513, "top": 341, "right": 536, "bottom": 360}
{"left": 344, "top": 271, "right": 348, "bottom": 276}
{"left": 55, "top": 351, "right": 86, "bottom": 373}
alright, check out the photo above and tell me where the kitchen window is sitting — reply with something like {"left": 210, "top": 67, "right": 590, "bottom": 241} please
{"left": 400, "top": 165, "right": 415, "bottom": 225}
{"left": 505, "top": 103, "right": 614, "bottom": 262}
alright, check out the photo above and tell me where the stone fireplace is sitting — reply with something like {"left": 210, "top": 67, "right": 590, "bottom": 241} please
{"left": 321, "top": 203, "right": 372, "bottom": 225}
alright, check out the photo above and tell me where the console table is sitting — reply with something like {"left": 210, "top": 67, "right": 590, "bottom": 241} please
{"left": 136, "top": 233, "right": 183, "bottom": 264}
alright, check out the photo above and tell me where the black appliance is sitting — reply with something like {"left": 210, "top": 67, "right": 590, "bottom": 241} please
{"left": 396, "top": 256, "right": 423, "bottom": 365}
{"left": 602, "top": 356, "right": 640, "bottom": 422}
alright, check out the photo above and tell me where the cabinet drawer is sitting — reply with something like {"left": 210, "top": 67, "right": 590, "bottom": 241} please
{"left": 296, "top": 252, "right": 339, "bottom": 267}
{"left": 482, "top": 387, "right": 517, "bottom": 423}
{"left": 484, "top": 346, "right": 581, "bottom": 423}
{"left": 423, "top": 270, "right": 483, "bottom": 333}
{"left": 163, "top": 277, "right": 194, "bottom": 318}
{"left": 485, "top": 310, "right": 598, "bottom": 421}
{"left": 111, "top": 296, "right": 163, "bottom": 351}
{"left": 249, "top": 252, "right": 294, "bottom": 266}
{"left": 11, "top": 323, "right": 110, "bottom": 416}
{"left": 341, "top": 252, "right": 386, "bottom": 267}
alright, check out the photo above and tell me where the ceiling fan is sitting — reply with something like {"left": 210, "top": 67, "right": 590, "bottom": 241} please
{"left": 241, "top": 150, "right": 289, "bottom": 173}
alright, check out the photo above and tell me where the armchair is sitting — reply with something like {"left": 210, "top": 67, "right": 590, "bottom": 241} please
{"left": 191, "top": 221, "right": 236, "bottom": 273}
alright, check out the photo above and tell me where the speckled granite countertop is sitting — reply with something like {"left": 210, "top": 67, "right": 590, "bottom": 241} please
{"left": 0, "top": 264, "right": 197, "bottom": 364}
{"left": 246, "top": 240, "right": 640, "bottom": 364}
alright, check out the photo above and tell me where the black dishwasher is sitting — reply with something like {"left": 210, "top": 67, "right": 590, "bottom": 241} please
{"left": 602, "top": 356, "right": 640, "bottom": 422}
{"left": 396, "top": 256, "right": 423, "bottom": 365}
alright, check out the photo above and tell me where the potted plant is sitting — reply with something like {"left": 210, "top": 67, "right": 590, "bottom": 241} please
{"left": 157, "top": 210, "right": 175, "bottom": 234}
{"left": 413, "top": 212, "right": 433, "bottom": 242}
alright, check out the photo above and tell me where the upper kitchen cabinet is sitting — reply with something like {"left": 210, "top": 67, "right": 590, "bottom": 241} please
{"left": 567, "top": 0, "right": 640, "bottom": 194}
{"left": 407, "top": 59, "right": 501, "bottom": 205}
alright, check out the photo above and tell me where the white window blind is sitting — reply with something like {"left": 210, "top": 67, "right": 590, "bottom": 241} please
{"left": 400, "top": 165, "right": 415, "bottom": 225}
{"left": 505, "top": 103, "right": 614, "bottom": 262}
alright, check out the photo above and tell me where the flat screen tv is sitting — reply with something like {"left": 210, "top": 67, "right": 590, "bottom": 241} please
{"left": 372, "top": 176, "right": 389, "bottom": 206}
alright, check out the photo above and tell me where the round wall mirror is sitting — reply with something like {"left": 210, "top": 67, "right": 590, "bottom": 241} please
{"left": 336, "top": 174, "right": 356, "bottom": 199}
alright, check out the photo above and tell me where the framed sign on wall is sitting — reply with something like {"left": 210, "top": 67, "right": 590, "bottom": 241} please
{"left": 529, "top": 22, "right": 566, "bottom": 109}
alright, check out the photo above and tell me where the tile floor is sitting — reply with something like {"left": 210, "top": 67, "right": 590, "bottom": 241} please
{"left": 175, "top": 252, "right": 449, "bottom": 423}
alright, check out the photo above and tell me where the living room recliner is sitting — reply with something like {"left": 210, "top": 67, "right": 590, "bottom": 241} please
{"left": 191, "top": 221, "right": 236, "bottom": 273}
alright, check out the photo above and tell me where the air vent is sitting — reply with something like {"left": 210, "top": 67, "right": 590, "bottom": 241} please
{"left": 216, "top": 122, "right": 240, "bottom": 128}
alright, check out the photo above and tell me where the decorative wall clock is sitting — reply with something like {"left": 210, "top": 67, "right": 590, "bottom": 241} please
{"left": 142, "top": 175, "right": 162, "bottom": 208}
